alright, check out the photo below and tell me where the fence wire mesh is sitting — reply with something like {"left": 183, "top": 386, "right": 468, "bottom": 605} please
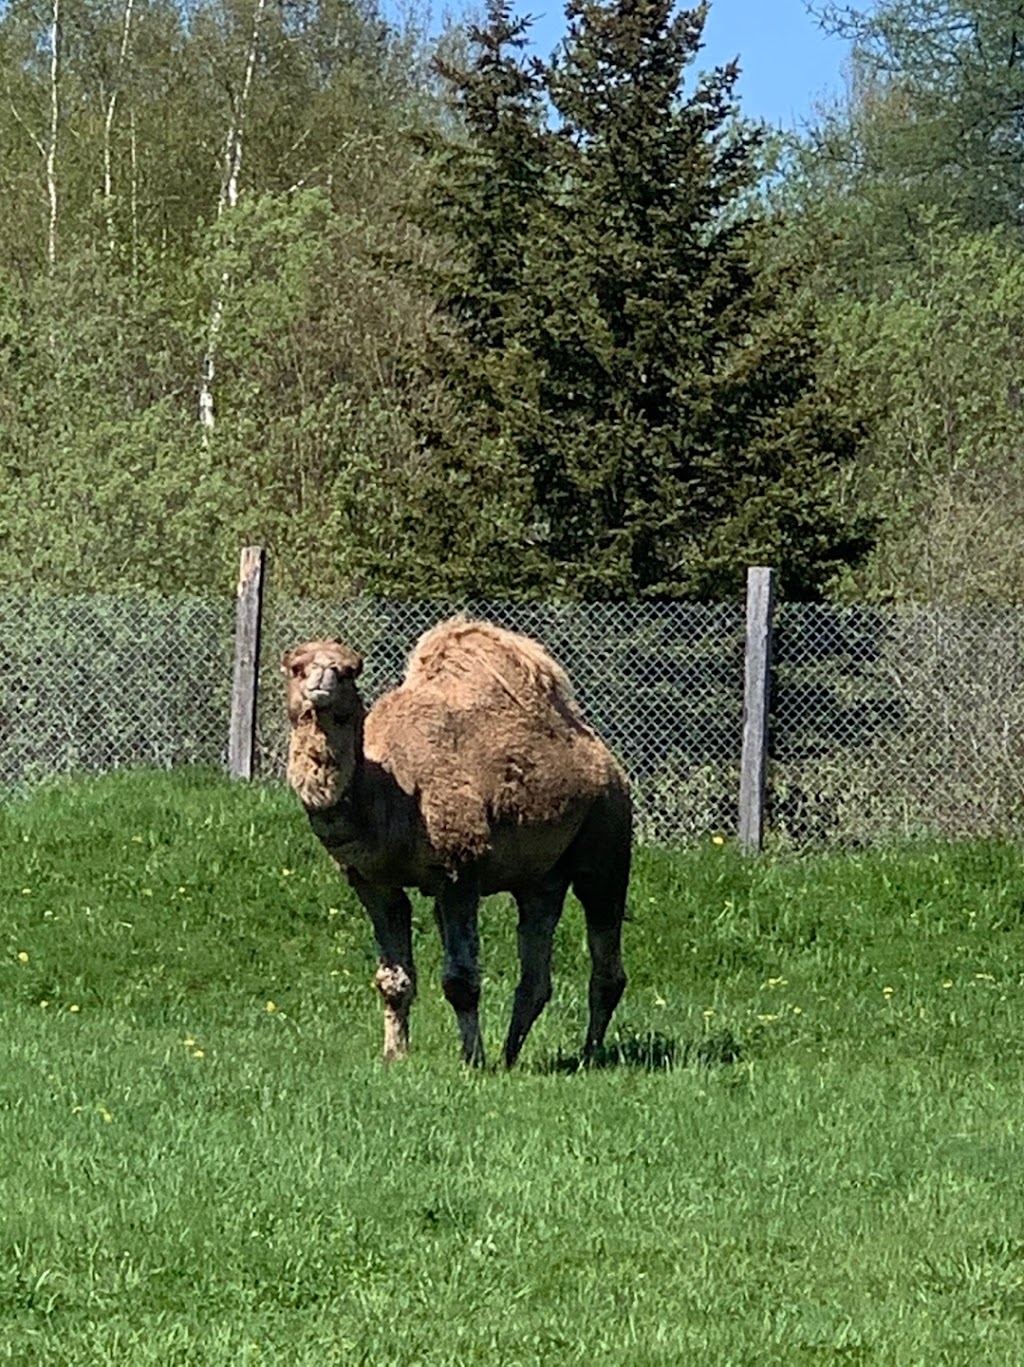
{"left": 5, "top": 592, "right": 1024, "bottom": 847}
{"left": 0, "top": 595, "right": 233, "bottom": 792}
{"left": 771, "top": 604, "right": 1024, "bottom": 845}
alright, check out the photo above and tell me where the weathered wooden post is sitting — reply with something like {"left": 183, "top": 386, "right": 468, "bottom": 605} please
{"left": 738, "top": 566, "right": 775, "bottom": 853}
{"left": 228, "top": 545, "right": 266, "bottom": 780}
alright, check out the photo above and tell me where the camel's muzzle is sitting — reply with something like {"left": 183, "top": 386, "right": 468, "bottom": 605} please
{"left": 306, "top": 664, "right": 342, "bottom": 707}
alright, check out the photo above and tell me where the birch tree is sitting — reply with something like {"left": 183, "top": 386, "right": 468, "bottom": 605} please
{"left": 0, "top": 0, "right": 449, "bottom": 597}
{"left": 101, "top": 0, "right": 134, "bottom": 255}
{"left": 198, "top": 0, "right": 268, "bottom": 435}
{"left": 45, "top": 0, "right": 60, "bottom": 269}
{"left": 6, "top": 0, "right": 61, "bottom": 270}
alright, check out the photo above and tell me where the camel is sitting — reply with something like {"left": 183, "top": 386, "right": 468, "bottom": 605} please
{"left": 282, "top": 616, "right": 632, "bottom": 1067}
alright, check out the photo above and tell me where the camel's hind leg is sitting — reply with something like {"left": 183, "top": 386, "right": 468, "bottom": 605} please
{"left": 348, "top": 872, "right": 416, "bottom": 1063}
{"left": 434, "top": 877, "right": 485, "bottom": 1066}
{"left": 571, "top": 800, "right": 631, "bottom": 1059}
{"left": 579, "top": 899, "right": 627, "bottom": 1059}
{"left": 503, "top": 878, "right": 570, "bottom": 1069}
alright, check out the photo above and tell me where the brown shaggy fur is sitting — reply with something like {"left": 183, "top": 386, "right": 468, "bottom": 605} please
{"left": 368, "top": 619, "right": 620, "bottom": 865}
{"left": 283, "top": 616, "right": 632, "bottom": 1068}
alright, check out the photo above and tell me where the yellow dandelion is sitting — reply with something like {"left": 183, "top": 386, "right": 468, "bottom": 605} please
{"left": 266, "top": 1000, "right": 278, "bottom": 1014}
{"left": 142, "top": 888, "right": 153, "bottom": 897}
{"left": 882, "top": 986, "right": 894, "bottom": 997}
{"left": 39, "top": 1000, "right": 49, "bottom": 1008}
{"left": 192, "top": 1049, "right": 205, "bottom": 1059}
{"left": 182, "top": 1036, "right": 196, "bottom": 1047}
{"left": 280, "top": 868, "right": 294, "bottom": 877}
{"left": 757, "top": 1013, "right": 780, "bottom": 1023}
{"left": 703, "top": 1008, "right": 715, "bottom": 1018}
{"left": 766, "top": 977, "right": 787, "bottom": 988}
{"left": 327, "top": 907, "right": 340, "bottom": 917}
{"left": 942, "top": 980, "right": 953, "bottom": 989}
{"left": 654, "top": 993, "right": 667, "bottom": 1008}
{"left": 21, "top": 888, "right": 31, "bottom": 895}
{"left": 17, "top": 950, "right": 28, "bottom": 963}
{"left": 68, "top": 1004, "right": 80, "bottom": 1013}
{"left": 97, "top": 1106, "right": 113, "bottom": 1123}
{"left": 792, "top": 1005, "right": 803, "bottom": 1015}
{"left": 711, "top": 834, "right": 725, "bottom": 847}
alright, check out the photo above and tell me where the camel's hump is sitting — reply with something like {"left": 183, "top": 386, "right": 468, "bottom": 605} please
{"left": 403, "top": 616, "right": 583, "bottom": 719}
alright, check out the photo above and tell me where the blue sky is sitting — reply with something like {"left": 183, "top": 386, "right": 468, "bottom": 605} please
{"left": 520, "top": 0, "right": 853, "bottom": 130}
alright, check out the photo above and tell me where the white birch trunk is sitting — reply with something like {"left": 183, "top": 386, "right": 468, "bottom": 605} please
{"left": 46, "top": 0, "right": 60, "bottom": 270}
{"left": 103, "top": 0, "right": 135, "bottom": 256}
{"left": 198, "top": 0, "right": 267, "bottom": 435}
{"left": 129, "top": 104, "right": 139, "bottom": 279}
{"left": 7, "top": 0, "right": 61, "bottom": 272}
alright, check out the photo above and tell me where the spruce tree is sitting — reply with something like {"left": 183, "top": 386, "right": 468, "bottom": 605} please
{"left": 380, "top": 1, "right": 555, "bottom": 598}
{"left": 418, "top": 0, "right": 873, "bottom": 600}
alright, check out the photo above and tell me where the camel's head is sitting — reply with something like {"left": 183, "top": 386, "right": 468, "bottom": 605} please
{"left": 282, "top": 640, "right": 364, "bottom": 725}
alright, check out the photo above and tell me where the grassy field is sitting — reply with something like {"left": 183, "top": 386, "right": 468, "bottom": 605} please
{"left": 3, "top": 771, "right": 1024, "bottom": 1363}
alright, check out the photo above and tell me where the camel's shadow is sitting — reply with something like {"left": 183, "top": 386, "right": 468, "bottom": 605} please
{"left": 534, "top": 1028, "right": 742, "bottom": 1075}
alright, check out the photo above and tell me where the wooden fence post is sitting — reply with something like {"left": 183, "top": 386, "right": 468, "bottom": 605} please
{"left": 228, "top": 545, "right": 266, "bottom": 780}
{"left": 738, "top": 566, "right": 775, "bottom": 853}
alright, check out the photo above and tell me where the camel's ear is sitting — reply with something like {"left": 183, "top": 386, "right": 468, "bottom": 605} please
{"left": 281, "top": 647, "right": 300, "bottom": 675}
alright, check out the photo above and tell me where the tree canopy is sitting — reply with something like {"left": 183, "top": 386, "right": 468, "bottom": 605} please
{"left": 0, "top": 0, "right": 439, "bottom": 595}
{"left": 813, "top": 1, "right": 1024, "bottom": 238}
{"left": 392, "top": 0, "right": 873, "bottom": 602}
{"left": 7, "top": 0, "right": 1024, "bottom": 604}
{"left": 768, "top": 1, "right": 1024, "bottom": 602}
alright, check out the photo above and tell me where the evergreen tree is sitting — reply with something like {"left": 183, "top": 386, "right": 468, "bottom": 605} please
{"left": 417, "top": 0, "right": 873, "bottom": 600}
{"left": 373, "top": 1, "right": 554, "bottom": 599}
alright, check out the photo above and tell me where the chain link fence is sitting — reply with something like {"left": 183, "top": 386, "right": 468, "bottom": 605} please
{"left": 0, "top": 595, "right": 233, "bottom": 793}
{"left": 5, "top": 591, "right": 1024, "bottom": 847}
{"left": 771, "top": 605, "right": 1024, "bottom": 845}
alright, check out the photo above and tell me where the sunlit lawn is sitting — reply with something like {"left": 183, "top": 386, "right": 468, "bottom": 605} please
{"left": 3, "top": 771, "right": 1024, "bottom": 1363}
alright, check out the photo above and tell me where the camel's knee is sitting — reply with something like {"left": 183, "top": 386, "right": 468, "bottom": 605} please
{"left": 442, "top": 972, "right": 480, "bottom": 1015}
{"left": 589, "top": 963, "right": 626, "bottom": 1027}
{"left": 375, "top": 961, "right": 416, "bottom": 1010}
{"left": 516, "top": 972, "right": 552, "bottom": 1012}
{"left": 592, "top": 964, "right": 627, "bottom": 1001}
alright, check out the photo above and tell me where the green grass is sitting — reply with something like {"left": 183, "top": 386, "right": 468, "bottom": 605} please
{"left": 4, "top": 770, "right": 1024, "bottom": 1363}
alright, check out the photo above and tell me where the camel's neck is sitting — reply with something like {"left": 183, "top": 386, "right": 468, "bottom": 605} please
{"left": 286, "top": 707, "right": 363, "bottom": 816}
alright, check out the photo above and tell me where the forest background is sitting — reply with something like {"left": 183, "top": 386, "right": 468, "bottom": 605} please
{"left": 1, "top": 0, "right": 1021, "bottom": 605}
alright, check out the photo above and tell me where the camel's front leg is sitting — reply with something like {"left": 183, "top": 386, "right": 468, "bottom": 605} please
{"left": 434, "top": 877, "right": 485, "bottom": 1066}
{"left": 348, "top": 872, "right": 416, "bottom": 1063}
